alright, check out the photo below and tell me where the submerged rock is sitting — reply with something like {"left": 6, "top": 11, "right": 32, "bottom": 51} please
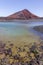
{"left": 0, "top": 41, "right": 5, "bottom": 54}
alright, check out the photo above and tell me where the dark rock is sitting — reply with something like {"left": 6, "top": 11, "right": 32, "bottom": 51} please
{"left": 29, "top": 59, "right": 39, "bottom": 65}
{"left": 40, "top": 46, "right": 43, "bottom": 51}
{"left": 4, "top": 48, "right": 12, "bottom": 56}
{"left": 13, "top": 54, "right": 20, "bottom": 60}
{"left": 0, "top": 41, "right": 5, "bottom": 48}
{"left": 9, "top": 43, "right": 14, "bottom": 47}
{"left": 30, "top": 45, "right": 37, "bottom": 52}
{"left": 0, "top": 41, "right": 6, "bottom": 54}
{"left": 18, "top": 47, "right": 22, "bottom": 52}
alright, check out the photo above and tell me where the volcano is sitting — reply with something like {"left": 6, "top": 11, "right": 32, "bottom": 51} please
{"left": 0, "top": 9, "right": 41, "bottom": 21}
{"left": 7, "top": 9, "right": 39, "bottom": 20}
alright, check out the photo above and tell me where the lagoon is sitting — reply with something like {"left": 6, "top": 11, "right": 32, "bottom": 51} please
{"left": 0, "top": 21, "right": 43, "bottom": 41}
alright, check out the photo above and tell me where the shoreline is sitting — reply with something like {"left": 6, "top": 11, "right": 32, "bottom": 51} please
{"left": 33, "top": 25, "right": 43, "bottom": 33}
{"left": 0, "top": 34, "right": 40, "bottom": 45}
{"left": 0, "top": 19, "right": 43, "bottom": 23}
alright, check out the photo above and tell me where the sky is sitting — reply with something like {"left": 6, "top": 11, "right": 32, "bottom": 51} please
{"left": 0, "top": 0, "right": 43, "bottom": 17}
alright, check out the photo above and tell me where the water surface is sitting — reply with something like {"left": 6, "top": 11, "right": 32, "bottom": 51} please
{"left": 0, "top": 21, "right": 43, "bottom": 40}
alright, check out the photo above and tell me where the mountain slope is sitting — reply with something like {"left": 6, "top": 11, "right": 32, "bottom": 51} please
{"left": 7, "top": 9, "right": 39, "bottom": 20}
{"left": 0, "top": 9, "right": 41, "bottom": 21}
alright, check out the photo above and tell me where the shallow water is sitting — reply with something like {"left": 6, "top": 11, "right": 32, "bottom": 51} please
{"left": 0, "top": 21, "right": 43, "bottom": 40}
{"left": 0, "top": 21, "right": 43, "bottom": 65}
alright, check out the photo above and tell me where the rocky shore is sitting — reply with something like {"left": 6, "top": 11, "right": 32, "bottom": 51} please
{"left": 0, "top": 40, "right": 43, "bottom": 65}
{"left": 33, "top": 26, "right": 43, "bottom": 33}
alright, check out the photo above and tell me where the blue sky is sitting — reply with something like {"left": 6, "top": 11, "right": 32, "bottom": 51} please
{"left": 0, "top": 0, "right": 43, "bottom": 17}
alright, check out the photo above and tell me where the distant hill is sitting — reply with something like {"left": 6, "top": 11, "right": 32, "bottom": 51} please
{"left": 0, "top": 9, "right": 42, "bottom": 21}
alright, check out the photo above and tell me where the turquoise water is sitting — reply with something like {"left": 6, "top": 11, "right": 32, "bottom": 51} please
{"left": 0, "top": 21, "right": 43, "bottom": 38}
{"left": 0, "top": 22, "right": 29, "bottom": 37}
